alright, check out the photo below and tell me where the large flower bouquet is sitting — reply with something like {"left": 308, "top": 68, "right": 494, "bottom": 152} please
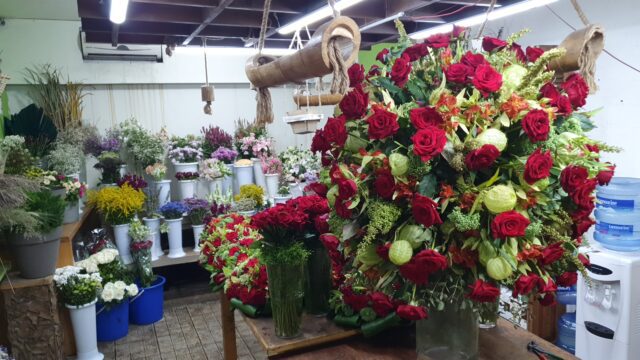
{"left": 279, "top": 146, "right": 320, "bottom": 183}
{"left": 199, "top": 214, "right": 268, "bottom": 313}
{"left": 201, "top": 125, "right": 233, "bottom": 158}
{"left": 236, "top": 133, "right": 273, "bottom": 160}
{"left": 84, "top": 129, "right": 122, "bottom": 158}
{"left": 310, "top": 27, "right": 615, "bottom": 328}
{"left": 88, "top": 184, "right": 145, "bottom": 225}
{"left": 168, "top": 135, "right": 204, "bottom": 163}
{"left": 119, "top": 118, "right": 168, "bottom": 168}
{"left": 54, "top": 265, "right": 103, "bottom": 306}
{"left": 200, "top": 158, "right": 232, "bottom": 181}
{"left": 60, "top": 176, "right": 87, "bottom": 204}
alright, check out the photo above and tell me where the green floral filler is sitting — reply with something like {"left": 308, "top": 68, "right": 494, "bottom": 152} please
{"left": 447, "top": 208, "right": 481, "bottom": 232}
{"left": 362, "top": 201, "right": 402, "bottom": 250}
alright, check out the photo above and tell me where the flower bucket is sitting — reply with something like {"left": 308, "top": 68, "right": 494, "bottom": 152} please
{"left": 9, "top": 226, "right": 62, "bottom": 279}
{"left": 166, "top": 218, "right": 185, "bottom": 258}
{"left": 113, "top": 223, "right": 133, "bottom": 265}
{"left": 173, "top": 162, "right": 198, "bottom": 173}
{"left": 67, "top": 299, "right": 103, "bottom": 360}
{"left": 208, "top": 177, "right": 224, "bottom": 195}
{"left": 192, "top": 224, "right": 205, "bottom": 252}
{"left": 416, "top": 302, "right": 478, "bottom": 360}
{"left": 143, "top": 217, "right": 163, "bottom": 260}
{"left": 223, "top": 164, "right": 234, "bottom": 194}
{"left": 129, "top": 275, "right": 166, "bottom": 325}
{"left": 304, "top": 240, "right": 332, "bottom": 316}
{"left": 267, "top": 261, "right": 305, "bottom": 339}
{"left": 235, "top": 164, "right": 254, "bottom": 189}
{"left": 63, "top": 201, "right": 80, "bottom": 224}
{"left": 238, "top": 210, "right": 256, "bottom": 217}
{"left": 273, "top": 195, "right": 292, "bottom": 205}
{"left": 252, "top": 158, "right": 267, "bottom": 192}
{"left": 178, "top": 180, "right": 196, "bottom": 200}
{"left": 154, "top": 179, "right": 171, "bottom": 207}
{"left": 96, "top": 301, "right": 129, "bottom": 342}
{"left": 119, "top": 165, "right": 127, "bottom": 178}
{"left": 289, "top": 182, "right": 303, "bottom": 199}
{"left": 265, "top": 174, "right": 280, "bottom": 199}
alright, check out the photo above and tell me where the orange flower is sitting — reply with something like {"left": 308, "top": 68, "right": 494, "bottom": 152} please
{"left": 439, "top": 183, "right": 454, "bottom": 199}
{"left": 440, "top": 47, "right": 453, "bottom": 66}
{"left": 500, "top": 94, "right": 529, "bottom": 119}
{"left": 517, "top": 245, "right": 543, "bottom": 262}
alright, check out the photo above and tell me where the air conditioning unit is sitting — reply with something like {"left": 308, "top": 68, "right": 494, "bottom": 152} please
{"left": 79, "top": 31, "right": 163, "bottom": 62}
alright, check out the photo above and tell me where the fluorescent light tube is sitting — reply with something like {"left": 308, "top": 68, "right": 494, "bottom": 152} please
{"left": 360, "top": 12, "right": 404, "bottom": 31}
{"left": 277, "top": 0, "right": 365, "bottom": 35}
{"left": 175, "top": 47, "right": 297, "bottom": 56}
{"left": 109, "top": 0, "right": 130, "bottom": 24}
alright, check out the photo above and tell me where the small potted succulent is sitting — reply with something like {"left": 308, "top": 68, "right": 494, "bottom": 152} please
{"left": 159, "top": 201, "right": 188, "bottom": 258}
{"left": 212, "top": 147, "right": 238, "bottom": 194}
{"left": 175, "top": 171, "right": 198, "bottom": 200}
{"left": 200, "top": 158, "right": 231, "bottom": 195}
{"left": 274, "top": 185, "right": 292, "bottom": 205}
{"left": 183, "top": 198, "right": 210, "bottom": 252}
{"left": 168, "top": 135, "right": 203, "bottom": 173}
{"left": 262, "top": 156, "right": 283, "bottom": 199}
{"left": 145, "top": 162, "right": 170, "bottom": 207}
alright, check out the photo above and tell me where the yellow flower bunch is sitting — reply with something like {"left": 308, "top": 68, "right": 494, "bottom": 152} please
{"left": 235, "top": 184, "right": 264, "bottom": 207}
{"left": 88, "top": 184, "right": 145, "bottom": 225}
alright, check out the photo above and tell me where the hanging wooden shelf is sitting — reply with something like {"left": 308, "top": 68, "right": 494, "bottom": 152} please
{"left": 283, "top": 110, "right": 325, "bottom": 135}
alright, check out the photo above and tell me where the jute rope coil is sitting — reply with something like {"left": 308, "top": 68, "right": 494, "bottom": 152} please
{"left": 254, "top": 0, "right": 274, "bottom": 126}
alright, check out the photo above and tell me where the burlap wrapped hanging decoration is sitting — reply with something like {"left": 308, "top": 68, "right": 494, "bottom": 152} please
{"left": 201, "top": 40, "right": 215, "bottom": 115}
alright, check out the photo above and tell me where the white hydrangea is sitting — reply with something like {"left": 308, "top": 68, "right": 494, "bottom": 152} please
{"left": 76, "top": 258, "right": 99, "bottom": 274}
{"left": 53, "top": 266, "right": 83, "bottom": 286}
{"left": 101, "top": 286, "right": 115, "bottom": 302}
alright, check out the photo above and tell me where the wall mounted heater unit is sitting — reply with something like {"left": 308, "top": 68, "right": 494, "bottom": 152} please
{"left": 79, "top": 31, "right": 163, "bottom": 62}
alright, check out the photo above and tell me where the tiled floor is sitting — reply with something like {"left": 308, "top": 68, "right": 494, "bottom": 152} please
{"left": 98, "top": 293, "right": 267, "bottom": 360}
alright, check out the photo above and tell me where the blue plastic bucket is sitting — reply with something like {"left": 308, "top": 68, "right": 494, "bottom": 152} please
{"left": 96, "top": 300, "right": 129, "bottom": 342}
{"left": 129, "top": 275, "right": 166, "bottom": 325}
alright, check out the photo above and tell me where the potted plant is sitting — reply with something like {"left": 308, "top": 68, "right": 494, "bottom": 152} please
{"left": 252, "top": 204, "right": 310, "bottom": 338}
{"left": 53, "top": 266, "right": 103, "bottom": 360}
{"left": 175, "top": 171, "right": 199, "bottom": 200}
{"left": 233, "top": 158, "right": 253, "bottom": 191}
{"left": 183, "top": 198, "right": 210, "bottom": 252}
{"left": 233, "top": 198, "right": 257, "bottom": 217}
{"left": 201, "top": 125, "right": 233, "bottom": 159}
{"left": 60, "top": 176, "right": 87, "bottom": 224}
{"left": 119, "top": 118, "right": 168, "bottom": 173}
{"left": 236, "top": 133, "right": 272, "bottom": 191}
{"left": 94, "top": 152, "right": 124, "bottom": 187}
{"left": 200, "top": 158, "right": 231, "bottom": 194}
{"left": 88, "top": 184, "right": 145, "bottom": 265}
{"left": 160, "top": 201, "right": 188, "bottom": 258}
{"left": 212, "top": 147, "right": 238, "bottom": 194}
{"left": 0, "top": 135, "right": 28, "bottom": 174}
{"left": 274, "top": 185, "right": 292, "bottom": 204}
{"left": 279, "top": 147, "right": 320, "bottom": 199}
{"left": 234, "top": 184, "right": 264, "bottom": 216}
{"left": 142, "top": 184, "right": 164, "bottom": 260}
{"left": 117, "top": 173, "right": 148, "bottom": 191}
{"left": 47, "top": 143, "right": 84, "bottom": 179}
{"left": 145, "top": 162, "right": 170, "bottom": 207}
{"left": 128, "top": 218, "right": 166, "bottom": 325}
{"left": 262, "top": 156, "right": 283, "bottom": 199}
{"left": 168, "top": 135, "right": 203, "bottom": 173}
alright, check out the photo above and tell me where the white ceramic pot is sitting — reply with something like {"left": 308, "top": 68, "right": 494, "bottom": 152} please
{"left": 173, "top": 162, "right": 198, "bottom": 173}
{"left": 63, "top": 201, "right": 80, "bottom": 224}
{"left": 192, "top": 224, "right": 205, "bottom": 252}
{"left": 208, "top": 177, "right": 224, "bottom": 195}
{"left": 234, "top": 164, "right": 254, "bottom": 189}
{"left": 238, "top": 210, "right": 257, "bottom": 217}
{"left": 67, "top": 300, "right": 103, "bottom": 360}
{"left": 165, "top": 218, "right": 185, "bottom": 258}
{"left": 119, "top": 165, "right": 127, "bottom": 178}
{"left": 154, "top": 179, "right": 171, "bottom": 207}
{"left": 113, "top": 223, "right": 132, "bottom": 264}
{"left": 289, "top": 182, "right": 303, "bottom": 199}
{"left": 101, "top": 183, "right": 117, "bottom": 189}
{"left": 273, "top": 195, "right": 292, "bottom": 205}
{"left": 178, "top": 180, "right": 196, "bottom": 200}
{"left": 252, "top": 158, "right": 267, "bottom": 192}
{"left": 143, "top": 217, "right": 163, "bottom": 261}
{"left": 67, "top": 173, "right": 80, "bottom": 181}
{"left": 223, "top": 163, "right": 234, "bottom": 194}
{"left": 265, "top": 174, "right": 280, "bottom": 199}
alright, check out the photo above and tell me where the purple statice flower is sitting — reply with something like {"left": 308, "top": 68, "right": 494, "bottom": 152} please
{"left": 211, "top": 147, "right": 238, "bottom": 164}
{"left": 117, "top": 174, "right": 148, "bottom": 190}
{"left": 83, "top": 134, "right": 103, "bottom": 157}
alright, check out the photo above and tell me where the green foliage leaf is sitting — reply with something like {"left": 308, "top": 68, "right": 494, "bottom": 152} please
{"left": 418, "top": 174, "right": 438, "bottom": 198}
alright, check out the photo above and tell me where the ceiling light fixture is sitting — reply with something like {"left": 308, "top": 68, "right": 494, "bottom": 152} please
{"left": 175, "top": 46, "right": 296, "bottom": 56}
{"left": 360, "top": 12, "right": 404, "bottom": 32}
{"left": 409, "top": 0, "right": 558, "bottom": 40}
{"left": 109, "top": 0, "right": 130, "bottom": 24}
{"left": 277, "top": 0, "right": 365, "bottom": 35}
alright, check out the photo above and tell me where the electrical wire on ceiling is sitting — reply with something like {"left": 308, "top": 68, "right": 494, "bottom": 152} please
{"left": 409, "top": 0, "right": 484, "bottom": 21}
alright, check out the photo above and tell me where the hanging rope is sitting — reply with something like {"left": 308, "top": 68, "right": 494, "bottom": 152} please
{"left": 328, "top": 0, "right": 340, "bottom": 17}
{"left": 254, "top": 0, "right": 274, "bottom": 126}
{"left": 475, "top": 0, "right": 498, "bottom": 39}
{"left": 327, "top": 0, "right": 349, "bottom": 95}
{"left": 570, "top": 0, "right": 590, "bottom": 26}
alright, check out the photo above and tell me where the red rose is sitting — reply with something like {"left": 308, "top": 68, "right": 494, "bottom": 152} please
{"left": 348, "top": 63, "right": 365, "bottom": 87}
{"left": 526, "top": 46, "right": 545, "bottom": 63}
{"left": 368, "top": 65, "right": 381, "bottom": 77}
{"left": 523, "top": 148, "right": 553, "bottom": 184}
{"left": 539, "top": 293, "right": 556, "bottom": 307}
{"left": 397, "top": 304, "right": 428, "bottom": 320}
{"left": 465, "top": 144, "right": 500, "bottom": 171}
{"left": 412, "top": 194, "right": 442, "bottom": 228}
{"left": 560, "top": 165, "right": 589, "bottom": 194}
{"left": 491, "top": 210, "right": 530, "bottom": 239}
{"left": 319, "top": 234, "right": 340, "bottom": 262}
{"left": 314, "top": 214, "right": 330, "bottom": 234}
{"left": 452, "top": 25, "right": 466, "bottom": 38}
{"left": 409, "top": 107, "right": 444, "bottom": 129}
{"left": 509, "top": 43, "right": 527, "bottom": 63}
{"left": 390, "top": 54, "right": 412, "bottom": 88}
{"left": 424, "top": 33, "right": 450, "bottom": 49}
{"left": 367, "top": 107, "right": 399, "bottom": 140}
{"left": 403, "top": 43, "right": 428, "bottom": 61}
{"left": 540, "top": 242, "right": 565, "bottom": 266}
{"left": 307, "top": 182, "right": 328, "bottom": 197}
{"left": 311, "top": 129, "right": 331, "bottom": 154}
{"left": 337, "top": 179, "right": 357, "bottom": 200}
{"left": 342, "top": 287, "right": 369, "bottom": 312}
{"left": 556, "top": 272, "right": 578, "bottom": 287}
{"left": 585, "top": 144, "right": 600, "bottom": 154}
{"left": 472, "top": 64, "right": 503, "bottom": 95}
{"left": 374, "top": 169, "right": 395, "bottom": 200}
{"left": 370, "top": 292, "right": 395, "bottom": 317}
{"left": 597, "top": 164, "right": 615, "bottom": 186}
{"left": 562, "top": 73, "right": 589, "bottom": 108}
{"left": 376, "top": 48, "right": 390, "bottom": 63}
{"left": 461, "top": 51, "right": 488, "bottom": 69}
{"left": 335, "top": 199, "right": 353, "bottom": 219}
{"left": 574, "top": 216, "right": 595, "bottom": 237}
{"left": 512, "top": 273, "right": 541, "bottom": 297}
{"left": 445, "top": 63, "right": 473, "bottom": 84}
{"left": 339, "top": 85, "right": 368, "bottom": 120}
{"left": 521, "top": 109, "right": 551, "bottom": 143}
{"left": 468, "top": 279, "right": 500, "bottom": 303}
{"left": 482, "top": 36, "right": 508, "bottom": 52}
{"left": 538, "top": 278, "right": 557, "bottom": 293}
{"left": 324, "top": 115, "right": 348, "bottom": 147}
{"left": 556, "top": 95, "right": 573, "bottom": 115}
{"left": 399, "top": 249, "right": 447, "bottom": 285}
{"left": 376, "top": 242, "right": 391, "bottom": 261}
{"left": 213, "top": 272, "right": 226, "bottom": 285}
{"left": 571, "top": 178, "right": 597, "bottom": 208}
{"left": 578, "top": 253, "right": 590, "bottom": 267}
{"left": 411, "top": 127, "right": 447, "bottom": 162}
{"left": 540, "top": 82, "right": 560, "bottom": 103}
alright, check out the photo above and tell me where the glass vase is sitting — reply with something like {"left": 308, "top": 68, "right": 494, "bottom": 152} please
{"left": 304, "top": 239, "right": 332, "bottom": 316}
{"left": 267, "top": 261, "right": 305, "bottom": 339}
{"left": 416, "top": 302, "right": 478, "bottom": 360}
{"left": 478, "top": 300, "right": 499, "bottom": 329}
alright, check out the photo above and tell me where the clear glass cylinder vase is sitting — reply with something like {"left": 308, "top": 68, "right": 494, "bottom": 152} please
{"left": 416, "top": 302, "right": 479, "bottom": 360}
{"left": 478, "top": 300, "right": 499, "bottom": 329}
{"left": 304, "top": 241, "right": 332, "bottom": 316}
{"left": 267, "top": 261, "right": 305, "bottom": 339}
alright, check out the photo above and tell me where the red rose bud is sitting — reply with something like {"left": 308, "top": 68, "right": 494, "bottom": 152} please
{"left": 370, "top": 292, "right": 395, "bottom": 317}
{"left": 412, "top": 194, "right": 442, "bottom": 228}
{"left": 337, "top": 179, "right": 358, "bottom": 200}
{"left": 562, "top": 73, "right": 589, "bottom": 108}
{"left": 472, "top": 64, "right": 503, "bottom": 96}
{"left": 521, "top": 109, "right": 551, "bottom": 143}
{"left": 342, "top": 287, "right": 370, "bottom": 312}
{"left": 578, "top": 253, "right": 590, "bottom": 267}
{"left": 402, "top": 43, "right": 428, "bottom": 61}
{"left": 512, "top": 273, "right": 541, "bottom": 297}
{"left": 465, "top": 144, "right": 500, "bottom": 171}
{"left": 560, "top": 165, "right": 589, "bottom": 194}
{"left": 452, "top": 25, "right": 466, "bottom": 38}
{"left": 320, "top": 234, "right": 340, "bottom": 253}
{"left": 509, "top": 43, "right": 527, "bottom": 63}
{"left": 397, "top": 304, "right": 428, "bottom": 320}
{"left": 339, "top": 85, "right": 369, "bottom": 120}
{"left": 460, "top": 51, "right": 489, "bottom": 69}
{"left": 213, "top": 272, "right": 226, "bottom": 285}
{"left": 570, "top": 179, "right": 597, "bottom": 208}
{"left": 526, "top": 46, "right": 545, "bottom": 63}
{"left": 335, "top": 199, "right": 353, "bottom": 219}
{"left": 376, "top": 48, "right": 390, "bottom": 63}
{"left": 411, "top": 126, "right": 447, "bottom": 162}
{"left": 468, "top": 279, "right": 501, "bottom": 303}
{"left": 482, "top": 36, "right": 508, "bottom": 52}
{"left": 574, "top": 216, "right": 595, "bottom": 237}
{"left": 538, "top": 278, "right": 557, "bottom": 293}
{"left": 556, "top": 95, "right": 573, "bottom": 115}
{"left": 323, "top": 115, "right": 348, "bottom": 147}
{"left": 409, "top": 106, "right": 444, "bottom": 129}
{"left": 314, "top": 214, "right": 330, "bottom": 234}
{"left": 366, "top": 107, "right": 400, "bottom": 140}
{"left": 390, "top": 54, "right": 412, "bottom": 88}
{"left": 597, "top": 164, "right": 615, "bottom": 186}
{"left": 373, "top": 169, "right": 396, "bottom": 200}
{"left": 376, "top": 242, "right": 391, "bottom": 261}
{"left": 556, "top": 272, "right": 578, "bottom": 287}
{"left": 348, "top": 63, "right": 365, "bottom": 87}
{"left": 399, "top": 249, "right": 447, "bottom": 285}
{"left": 424, "top": 33, "right": 450, "bottom": 49}
{"left": 491, "top": 210, "right": 530, "bottom": 239}
{"left": 539, "top": 293, "right": 556, "bottom": 307}
{"left": 524, "top": 148, "right": 553, "bottom": 185}
{"left": 539, "top": 82, "right": 560, "bottom": 104}
{"left": 445, "top": 63, "right": 473, "bottom": 84}
{"left": 540, "top": 242, "right": 565, "bottom": 266}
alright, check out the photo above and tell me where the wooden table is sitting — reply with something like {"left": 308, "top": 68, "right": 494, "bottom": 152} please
{"left": 219, "top": 296, "right": 577, "bottom": 360}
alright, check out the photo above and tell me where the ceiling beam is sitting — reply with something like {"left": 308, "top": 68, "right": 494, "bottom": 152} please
{"left": 130, "top": 0, "right": 301, "bottom": 13}
{"left": 183, "top": 0, "right": 235, "bottom": 45}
